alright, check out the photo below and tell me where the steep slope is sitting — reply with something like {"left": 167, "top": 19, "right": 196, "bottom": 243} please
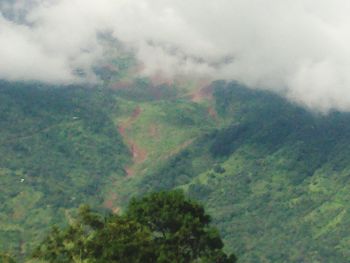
{"left": 0, "top": 79, "right": 217, "bottom": 259}
{"left": 104, "top": 80, "right": 217, "bottom": 210}
{"left": 4, "top": 77, "right": 350, "bottom": 262}
{"left": 123, "top": 82, "right": 350, "bottom": 262}
{"left": 0, "top": 82, "right": 131, "bottom": 257}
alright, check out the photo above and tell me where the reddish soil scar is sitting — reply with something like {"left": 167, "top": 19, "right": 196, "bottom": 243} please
{"left": 118, "top": 106, "right": 148, "bottom": 177}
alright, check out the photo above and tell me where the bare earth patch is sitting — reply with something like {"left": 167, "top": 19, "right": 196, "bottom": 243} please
{"left": 117, "top": 106, "right": 148, "bottom": 177}
{"left": 190, "top": 82, "right": 213, "bottom": 102}
{"left": 104, "top": 193, "right": 117, "bottom": 209}
{"left": 103, "top": 193, "right": 121, "bottom": 214}
{"left": 208, "top": 106, "right": 218, "bottom": 120}
{"left": 103, "top": 106, "right": 147, "bottom": 212}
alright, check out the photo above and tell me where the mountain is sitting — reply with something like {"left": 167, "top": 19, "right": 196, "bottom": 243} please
{"left": 0, "top": 81, "right": 130, "bottom": 257}
{"left": 0, "top": 77, "right": 214, "bottom": 259}
{"left": 2, "top": 78, "right": 350, "bottom": 262}
{"left": 114, "top": 81, "right": 350, "bottom": 262}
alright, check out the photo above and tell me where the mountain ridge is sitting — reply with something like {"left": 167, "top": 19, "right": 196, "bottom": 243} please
{"left": 2, "top": 80, "right": 350, "bottom": 262}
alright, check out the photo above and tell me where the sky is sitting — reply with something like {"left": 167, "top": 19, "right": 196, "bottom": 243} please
{"left": 1, "top": 0, "right": 350, "bottom": 112}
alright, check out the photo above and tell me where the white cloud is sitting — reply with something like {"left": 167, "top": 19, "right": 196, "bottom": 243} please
{"left": 0, "top": 14, "right": 75, "bottom": 83}
{"left": 2, "top": 0, "right": 350, "bottom": 111}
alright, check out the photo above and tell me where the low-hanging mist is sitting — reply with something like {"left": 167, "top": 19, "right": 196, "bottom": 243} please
{"left": 1, "top": 0, "right": 350, "bottom": 112}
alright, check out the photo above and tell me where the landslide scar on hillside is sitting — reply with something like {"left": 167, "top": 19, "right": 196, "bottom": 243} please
{"left": 118, "top": 106, "right": 148, "bottom": 177}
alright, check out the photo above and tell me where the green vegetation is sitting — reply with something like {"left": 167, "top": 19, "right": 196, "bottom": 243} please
{"left": 126, "top": 81, "right": 350, "bottom": 262}
{"left": 0, "top": 81, "right": 130, "bottom": 258}
{"left": 0, "top": 253, "right": 16, "bottom": 263}
{"left": 0, "top": 78, "right": 216, "bottom": 261}
{"left": 33, "top": 190, "right": 236, "bottom": 263}
{"left": 4, "top": 75, "right": 350, "bottom": 262}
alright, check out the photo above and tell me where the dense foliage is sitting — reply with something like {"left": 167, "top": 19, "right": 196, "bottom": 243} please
{"left": 129, "top": 82, "right": 350, "bottom": 262}
{"left": 33, "top": 190, "right": 236, "bottom": 263}
{"left": 5, "top": 76, "right": 350, "bottom": 262}
{"left": 0, "top": 81, "right": 130, "bottom": 257}
{"left": 0, "top": 78, "right": 214, "bottom": 260}
{"left": 0, "top": 253, "right": 16, "bottom": 263}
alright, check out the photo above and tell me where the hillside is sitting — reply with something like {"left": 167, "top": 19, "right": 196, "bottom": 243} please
{"left": 3, "top": 79, "right": 350, "bottom": 262}
{"left": 0, "top": 79, "right": 216, "bottom": 259}
{"left": 0, "top": 81, "right": 131, "bottom": 256}
{"left": 122, "top": 81, "right": 350, "bottom": 262}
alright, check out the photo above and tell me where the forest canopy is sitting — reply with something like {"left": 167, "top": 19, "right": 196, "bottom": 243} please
{"left": 32, "top": 190, "right": 236, "bottom": 263}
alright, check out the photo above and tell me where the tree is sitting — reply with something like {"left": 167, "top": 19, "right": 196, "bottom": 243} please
{"left": 33, "top": 206, "right": 156, "bottom": 263}
{"left": 127, "top": 190, "right": 236, "bottom": 262}
{"left": 33, "top": 190, "right": 236, "bottom": 263}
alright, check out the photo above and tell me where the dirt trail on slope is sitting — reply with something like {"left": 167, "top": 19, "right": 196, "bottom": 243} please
{"left": 103, "top": 106, "right": 147, "bottom": 213}
{"left": 118, "top": 106, "right": 148, "bottom": 177}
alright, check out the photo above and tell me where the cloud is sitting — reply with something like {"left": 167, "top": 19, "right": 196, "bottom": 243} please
{"left": 1, "top": 0, "right": 350, "bottom": 111}
{"left": 0, "top": 14, "right": 76, "bottom": 83}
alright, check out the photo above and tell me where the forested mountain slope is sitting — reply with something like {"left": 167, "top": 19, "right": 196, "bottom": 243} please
{"left": 0, "top": 79, "right": 214, "bottom": 259}
{"left": 0, "top": 81, "right": 130, "bottom": 256}
{"left": 3, "top": 79, "right": 350, "bottom": 262}
{"left": 122, "top": 81, "right": 350, "bottom": 262}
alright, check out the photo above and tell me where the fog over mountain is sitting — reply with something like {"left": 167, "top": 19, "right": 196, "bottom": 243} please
{"left": 1, "top": 0, "right": 350, "bottom": 112}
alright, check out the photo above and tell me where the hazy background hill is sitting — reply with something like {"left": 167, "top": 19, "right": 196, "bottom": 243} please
{"left": 2, "top": 79, "right": 350, "bottom": 262}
